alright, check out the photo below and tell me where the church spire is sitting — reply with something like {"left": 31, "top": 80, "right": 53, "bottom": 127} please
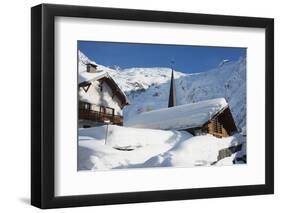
{"left": 168, "top": 61, "right": 176, "bottom": 108}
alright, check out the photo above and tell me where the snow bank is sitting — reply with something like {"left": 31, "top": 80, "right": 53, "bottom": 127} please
{"left": 126, "top": 98, "right": 227, "bottom": 130}
{"left": 78, "top": 125, "right": 245, "bottom": 171}
{"left": 79, "top": 125, "right": 192, "bottom": 170}
{"left": 144, "top": 135, "right": 235, "bottom": 168}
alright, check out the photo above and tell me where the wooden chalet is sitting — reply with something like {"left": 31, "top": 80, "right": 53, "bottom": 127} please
{"left": 78, "top": 63, "right": 129, "bottom": 128}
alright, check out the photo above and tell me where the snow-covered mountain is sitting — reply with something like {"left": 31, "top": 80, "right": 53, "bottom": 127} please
{"left": 79, "top": 51, "right": 246, "bottom": 129}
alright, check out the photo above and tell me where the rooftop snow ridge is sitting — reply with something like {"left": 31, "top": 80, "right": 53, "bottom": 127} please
{"left": 126, "top": 98, "right": 228, "bottom": 130}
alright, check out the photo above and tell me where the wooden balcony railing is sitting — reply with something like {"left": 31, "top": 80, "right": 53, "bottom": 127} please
{"left": 79, "top": 102, "right": 123, "bottom": 125}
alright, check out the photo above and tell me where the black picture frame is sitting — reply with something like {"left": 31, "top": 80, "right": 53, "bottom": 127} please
{"left": 31, "top": 3, "right": 274, "bottom": 209}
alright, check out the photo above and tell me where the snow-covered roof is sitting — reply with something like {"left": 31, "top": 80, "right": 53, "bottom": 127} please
{"left": 126, "top": 98, "right": 228, "bottom": 130}
{"left": 79, "top": 70, "right": 129, "bottom": 106}
{"left": 87, "top": 62, "right": 98, "bottom": 67}
{"left": 79, "top": 70, "right": 108, "bottom": 84}
{"left": 78, "top": 50, "right": 105, "bottom": 83}
{"left": 78, "top": 51, "right": 129, "bottom": 105}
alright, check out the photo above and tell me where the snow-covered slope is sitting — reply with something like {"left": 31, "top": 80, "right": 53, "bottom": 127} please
{"left": 78, "top": 51, "right": 246, "bottom": 129}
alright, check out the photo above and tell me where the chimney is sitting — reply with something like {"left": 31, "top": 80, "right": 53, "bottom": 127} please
{"left": 86, "top": 63, "right": 98, "bottom": 73}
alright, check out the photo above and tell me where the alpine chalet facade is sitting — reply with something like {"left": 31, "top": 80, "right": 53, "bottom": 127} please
{"left": 79, "top": 62, "right": 129, "bottom": 128}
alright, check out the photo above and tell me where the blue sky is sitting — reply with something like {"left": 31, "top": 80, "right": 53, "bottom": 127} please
{"left": 78, "top": 41, "right": 246, "bottom": 73}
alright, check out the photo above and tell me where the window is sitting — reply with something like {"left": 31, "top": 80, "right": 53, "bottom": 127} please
{"left": 100, "top": 106, "right": 106, "bottom": 114}
{"left": 99, "top": 82, "right": 103, "bottom": 92}
{"left": 80, "top": 102, "right": 91, "bottom": 110}
{"left": 106, "top": 107, "right": 114, "bottom": 115}
{"left": 100, "top": 106, "right": 114, "bottom": 115}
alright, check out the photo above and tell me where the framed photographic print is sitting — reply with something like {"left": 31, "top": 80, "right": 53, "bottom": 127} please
{"left": 31, "top": 3, "right": 274, "bottom": 209}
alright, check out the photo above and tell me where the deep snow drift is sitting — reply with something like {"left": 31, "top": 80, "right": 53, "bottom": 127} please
{"left": 78, "top": 125, "right": 245, "bottom": 171}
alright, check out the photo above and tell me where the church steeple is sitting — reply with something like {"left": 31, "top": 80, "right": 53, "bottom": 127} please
{"left": 168, "top": 62, "right": 176, "bottom": 108}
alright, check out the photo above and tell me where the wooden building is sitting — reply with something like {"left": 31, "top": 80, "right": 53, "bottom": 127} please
{"left": 186, "top": 104, "right": 237, "bottom": 137}
{"left": 78, "top": 63, "right": 129, "bottom": 128}
{"left": 126, "top": 98, "right": 237, "bottom": 138}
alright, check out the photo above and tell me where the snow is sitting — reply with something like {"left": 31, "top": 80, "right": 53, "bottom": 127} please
{"left": 214, "top": 155, "right": 235, "bottom": 166}
{"left": 126, "top": 98, "right": 228, "bottom": 130}
{"left": 79, "top": 70, "right": 108, "bottom": 84}
{"left": 78, "top": 51, "right": 109, "bottom": 83}
{"left": 146, "top": 134, "right": 233, "bottom": 167}
{"left": 78, "top": 125, "right": 191, "bottom": 170}
{"left": 78, "top": 125, "right": 245, "bottom": 171}
{"left": 215, "top": 133, "right": 246, "bottom": 166}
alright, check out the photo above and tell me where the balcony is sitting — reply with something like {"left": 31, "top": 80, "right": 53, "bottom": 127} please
{"left": 79, "top": 102, "right": 123, "bottom": 125}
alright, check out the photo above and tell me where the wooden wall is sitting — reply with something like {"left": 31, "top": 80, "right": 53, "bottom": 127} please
{"left": 205, "top": 107, "right": 237, "bottom": 138}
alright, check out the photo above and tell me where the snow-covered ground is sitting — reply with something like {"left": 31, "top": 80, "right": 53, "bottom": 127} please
{"left": 78, "top": 125, "right": 246, "bottom": 171}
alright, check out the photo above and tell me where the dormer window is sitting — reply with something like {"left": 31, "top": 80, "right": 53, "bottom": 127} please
{"left": 86, "top": 63, "right": 98, "bottom": 73}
